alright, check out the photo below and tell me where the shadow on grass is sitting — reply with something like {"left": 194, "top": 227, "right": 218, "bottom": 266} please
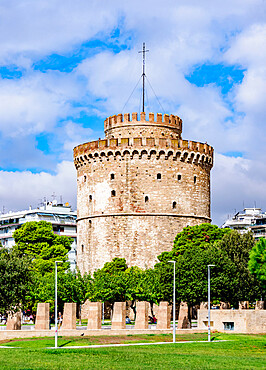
{"left": 59, "top": 341, "right": 73, "bottom": 348}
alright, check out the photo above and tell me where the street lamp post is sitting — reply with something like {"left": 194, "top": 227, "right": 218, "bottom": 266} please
{"left": 207, "top": 264, "right": 215, "bottom": 343}
{"left": 169, "top": 260, "right": 176, "bottom": 343}
{"left": 55, "top": 260, "right": 63, "bottom": 349}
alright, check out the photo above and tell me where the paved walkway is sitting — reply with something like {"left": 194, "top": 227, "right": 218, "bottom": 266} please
{"left": 55, "top": 340, "right": 228, "bottom": 349}
{"left": 0, "top": 340, "right": 229, "bottom": 349}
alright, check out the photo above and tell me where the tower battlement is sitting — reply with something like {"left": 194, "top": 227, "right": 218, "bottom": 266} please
{"left": 104, "top": 112, "right": 182, "bottom": 139}
{"left": 74, "top": 137, "right": 213, "bottom": 169}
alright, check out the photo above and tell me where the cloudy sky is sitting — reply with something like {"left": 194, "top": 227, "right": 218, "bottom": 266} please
{"left": 0, "top": 0, "right": 265, "bottom": 225}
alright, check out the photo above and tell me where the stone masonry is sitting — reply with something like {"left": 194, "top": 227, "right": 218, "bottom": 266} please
{"left": 74, "top": 112, "right": 213, "bottom": 273}
{"left": 35, "top": 302, "right": 50, "bottom": 330}
{"left": 62, "top": 303, "right": 76, "bottom": 330}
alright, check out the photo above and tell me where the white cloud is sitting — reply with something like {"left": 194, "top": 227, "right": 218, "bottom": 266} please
{"left": 0, "top": 161, "right": 77, "bottom": 212}
{"left": 0, "top": 0, "right": 265, "bottom": 226}
{"left": 212, "top": 154, "right": 266, "bottom": 225}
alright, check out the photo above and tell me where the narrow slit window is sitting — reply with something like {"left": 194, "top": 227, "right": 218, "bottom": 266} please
{"left": 177, "top": 174, "right": 181, "bottom": 181}
{"left": 84, "top": 175, "right": 87, "bottom": 182}
{"left": 111, "top": 190, "right": 116, "bottom": 197}
{"left": 89, "top": 195, "right": 92, "bottom": 202}
{"left": 81, "top": 245, "right": 84, "bottom": 253}
{"left": 194, "top": 176, "right": 197, "bottom": 184}
{"left": 110, "top": 173, "right": 115, "bottom": 180}
{"left": 157, "top": 173, "right": 161, "bottom": 180}
{"left": 173, "top": 201, "right": 177, "bottom": 209}
{"left": 145, "top": 196, "right": 149, "bottom": 203}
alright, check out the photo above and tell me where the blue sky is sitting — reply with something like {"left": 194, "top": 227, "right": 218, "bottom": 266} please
{"left": 0, "top": 0, "right": 266, "bottom": 225}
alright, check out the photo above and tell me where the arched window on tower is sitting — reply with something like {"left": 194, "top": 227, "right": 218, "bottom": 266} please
{"left": 173, "top": 201, "right": 177, "bottom": 209}
{"left": 89, "top": 195, "right": 92, "bottom": 202}
{"left": 177, "top": 174, "right": 182, "bottom": 181}
{"left": 110, "top": 173, "right": 115, "bottom": 180}
{"left": 157, "top": 173, "right": 161, "bottom": 180}
{"left": 111, "top": 190, "right": 116, "bottom": 197}
{"left": 194, "top": 175, "right": 197, "bottom": 184}
{"left": 145, "top": 196, "right": 149, "bottom": 203}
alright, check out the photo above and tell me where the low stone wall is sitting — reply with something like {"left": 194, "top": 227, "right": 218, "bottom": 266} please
{"left": 198, "top": 309, "right": 266, "bottom": 333}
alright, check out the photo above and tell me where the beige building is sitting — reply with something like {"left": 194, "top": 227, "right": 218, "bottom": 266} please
{"left": 74, "top": 112, "right": 213, "bottom": 273}
{"left": 198, "top": 308, "right": 266, "bottom": 333}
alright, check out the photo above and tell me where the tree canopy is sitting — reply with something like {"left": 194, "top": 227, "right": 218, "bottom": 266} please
{"left": 13, "top": 221, "right": 72, "bottom": 274}
{"left": 0, "top": 248, "right": 32, "bottom": 312}
{"left": 248, "top": 238, "right": 266, "bottom": 292}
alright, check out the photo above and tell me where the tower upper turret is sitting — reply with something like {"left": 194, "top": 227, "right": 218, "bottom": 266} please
{"left": 104, "top": 112, "right": 182, "bottom": 139}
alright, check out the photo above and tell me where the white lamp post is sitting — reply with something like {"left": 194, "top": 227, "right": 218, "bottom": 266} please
{"left": 55, "top": 260, "right": 63, "bottom": 348}
{"left": 169, "top": 260, "right": 176, "bottom": 343}
{"left": 207, "top": 264, "right": 215, "bottom": 343}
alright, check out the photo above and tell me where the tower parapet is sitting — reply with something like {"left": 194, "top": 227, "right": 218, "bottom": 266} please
{"left": 104, "top": 112, "right": 182, "bottom": 139}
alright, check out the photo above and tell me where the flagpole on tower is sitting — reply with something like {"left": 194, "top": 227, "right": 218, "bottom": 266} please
{"left": 139, "top": 42, "right": 149, "bottom": 112}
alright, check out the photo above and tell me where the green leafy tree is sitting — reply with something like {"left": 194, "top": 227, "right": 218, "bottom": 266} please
{"left": 13, "top": 221, "right": 72, "bottom": 274}
{"left": 27, "top": 269, "right": 91, "bottom": 312}
{"left": 0, "top": 248, "right": 32, "bottom": 312}
{"left": 158, "top": 223, "right": 230, "bottom": 262}
{"left": 248, "top": 238, "right": 266, "bottom": 293}
{"left": 216, "top": 230, "right": 261, "bottom": 305}
{"left": 89, "top": 258, "right": 128, "bottom": 305}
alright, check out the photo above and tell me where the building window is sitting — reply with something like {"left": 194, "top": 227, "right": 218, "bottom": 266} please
{"left": 157, "top": 173, "right": 161, "bottom": 180}
{"left": 173, "top": 201, "right": 177, "bottom": 209}
{"left": 145, "top": 196, "right": 149, "bottom": 203}
{"left": 84, "top": 175, "right": 87, "bottom": 182}
{"left": 111, "top": 190, "right": 116, "bottom": 197}
{"left": 81, "top": 245, "right": 84, "bottom": 253}
{"left": 194, "top": 175, "right": 197, "bottom": 184}
{"left": 110, "top": 173, "right": 115, "bottom": 180}
{"left": 224, "top": 322, "right": 234, "bottom": 331}
{"left": 89, "top": 195, "right": 92, "bottom": 202}
{"left": 89, "top": 220, "right": 92, "bottom": 228}
{"left": 177, "top": 174, "right": 181, "bottom": 181}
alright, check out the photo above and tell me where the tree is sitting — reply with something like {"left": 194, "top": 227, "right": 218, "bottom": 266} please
{"left": 248, "top": 238, "right": 266, "bottom": 293}
{"left": 13, "top": 221, "right": 72, "bottom": 274}
{"left": 216, "top": 230, "right": 261, "bottom": 305}
{"left": 155, "top": 226, "right": 261, "bottom": 314}
{"left": 27, "top": 269, "right": 91, "bottom": 312}
{"left": 158, "top": 223, "right": 230, "bottom": 262}
{"left": 89, "top": 258, "right": 128, "bottom": 305}
{"left": 155, "top": 243, "right": 235, "bottom": 306}
{"left": 0, "top": 248, "right": 32, "bottom": 312}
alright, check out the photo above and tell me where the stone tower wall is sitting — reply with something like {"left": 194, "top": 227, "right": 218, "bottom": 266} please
{"left": 74, "top": 117, "right": 213, "bottom": 274}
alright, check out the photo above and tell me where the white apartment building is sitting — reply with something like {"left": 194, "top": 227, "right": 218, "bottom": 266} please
{"left": 0, "top": 201, "right": 77, "bottom": 270}
{"left": 222, "top": 208, "right": 266, "bottom": 240}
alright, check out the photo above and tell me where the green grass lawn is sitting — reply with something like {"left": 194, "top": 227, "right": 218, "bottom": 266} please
{"left": 0, "top": 333, "right": 265, "bottom": 369}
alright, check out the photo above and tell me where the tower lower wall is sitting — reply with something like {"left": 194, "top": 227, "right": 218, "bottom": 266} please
{"left": 77, "top": 214, "right": 210, "bottom": 274}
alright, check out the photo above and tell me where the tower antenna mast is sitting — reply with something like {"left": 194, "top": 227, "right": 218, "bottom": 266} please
{"left": 138, "top": 42, "right": 149, "bottom": 112}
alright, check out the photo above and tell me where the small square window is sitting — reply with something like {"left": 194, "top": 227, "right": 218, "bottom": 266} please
{"left": 110, "top": 173, "right": 115, "bottom": 180}
{"left": 177, "top": 174, "right": 181, "bottom": 181}
{"left": 224, "top": 322, "right": 234, "bottom": 331}
{"left": 157, "top": 173, "right": 161, "bottom": 180}
{"left": 111, "top": 190, "right": 116, "bottom": 197}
